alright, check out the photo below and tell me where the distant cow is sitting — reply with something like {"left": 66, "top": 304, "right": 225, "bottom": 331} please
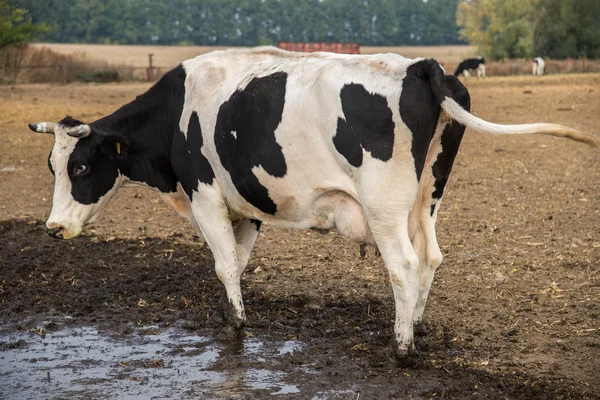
{"left": 533, "top": 57, "right": 545, "bottom": 76}
{"left": 28, "top": 47, "right": 598, "bottom": 365}
{"left": 454, "top": 57, "right": 486, "bottom": 78}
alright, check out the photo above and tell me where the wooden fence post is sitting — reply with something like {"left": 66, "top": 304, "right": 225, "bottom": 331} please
{"left": 60, "top": 58, "right": 68, "bottom": 84}
{"left": 147, "top": 53, "right": 155, "bottom": 81}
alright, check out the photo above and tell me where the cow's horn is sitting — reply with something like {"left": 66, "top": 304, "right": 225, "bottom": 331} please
{"left": 28, "top": 122, "right": 56, "bottom": 134}
{"left": 67, "top": 124, "right": 91, "bottom": 138}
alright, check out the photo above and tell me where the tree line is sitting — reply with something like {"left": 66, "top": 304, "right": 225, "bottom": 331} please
{"left": 457, "top": 0, "right": 600, "bottom": 59}
{"left": 3, "top": 0, "right": 600, "bottom": 60}
{"left": 11, "top": 0, "right": 463, "bottom": 46}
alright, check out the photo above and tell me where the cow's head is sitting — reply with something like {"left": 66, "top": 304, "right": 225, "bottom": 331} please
{"left": 29, "top": 116, "right": 128, "bottom": 239}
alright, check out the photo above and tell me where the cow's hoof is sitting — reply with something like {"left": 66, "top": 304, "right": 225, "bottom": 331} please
{"left": 391, "top": 346, "right": 422, "bottom": 368}
{"left": 218, "top": 294, "right": 246, "bottom": 330}
{"left": 414, "top": 322, "right": 429, "bottom": 351}
{"left": 414, "top": 322, "right": 428, "bottom": 337}
{"left": 229, "top": 315, "right": 246, "bottom": 331}
{"left": 216, "top": 324, "right": 245, "bottom": 341}
{"left": 220, "top": 308, "right": 245, "bottom": 330}
{"left": 414, "top": 336, "right": 429, "bottom": 351}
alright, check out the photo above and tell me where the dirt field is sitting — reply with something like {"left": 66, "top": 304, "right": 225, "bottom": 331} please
{"left": 1, "top": 72, "right": 599, "bottom": 399}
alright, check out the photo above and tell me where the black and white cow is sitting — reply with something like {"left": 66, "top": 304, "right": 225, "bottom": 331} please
{"left": 28, "top": 47, "right": 598, "bottom": 364}
{"left": 533, "top": 57, "right": 546, "bottom": 76}
{"left": 454, "top": 57, "right": 486, "bottom": 78}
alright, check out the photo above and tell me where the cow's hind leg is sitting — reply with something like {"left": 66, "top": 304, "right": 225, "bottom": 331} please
{"left": 233, "top": 218, "right": 261, "bottom": 276}
{"left": 478, "top": 64, "right": 486, "bottom": 78}
{"left": 360, "top": 176, "right": 421, "bottom": 365}
{"left": 412, "top": 75, "right": 470, "bottom": 334}
{"left": 410, "top": 206, "right": 443, "bottom": 340}
{"left": 372, "top": 213, "right": 421, "bottom": 364}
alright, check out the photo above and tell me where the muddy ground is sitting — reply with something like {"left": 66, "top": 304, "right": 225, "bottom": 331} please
{"left": 1, "top": 73, "right": 599, "bottom": 399}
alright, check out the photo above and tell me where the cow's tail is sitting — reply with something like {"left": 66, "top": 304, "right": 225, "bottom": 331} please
{"left": 440, "top": 97, "right": 600, "bottom": 147}
{"left": 420, "top": 58, "right": 600, "bottom": 147}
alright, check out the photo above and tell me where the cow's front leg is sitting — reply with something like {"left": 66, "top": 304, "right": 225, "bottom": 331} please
{"left": 189, "top": 188, "right": 246, "bottom": 330}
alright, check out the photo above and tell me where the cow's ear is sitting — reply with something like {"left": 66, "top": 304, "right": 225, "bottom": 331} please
{"left": 100, "top": 134, "right": 129, "bottom": 159}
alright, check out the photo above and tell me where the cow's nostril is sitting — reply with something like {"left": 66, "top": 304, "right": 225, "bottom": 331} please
{"left": 47, "top": 227, "right": 64, "bottom": 239}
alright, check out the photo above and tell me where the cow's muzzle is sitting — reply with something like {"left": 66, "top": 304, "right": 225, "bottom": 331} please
{"left": 46, "top": 226, "right": 65, "bottom": 239}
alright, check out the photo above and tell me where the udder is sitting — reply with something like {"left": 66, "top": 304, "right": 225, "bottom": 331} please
{"left": 312, "top": 191, "right": 375, "bottom": 245}
{"left": 160, "top": 183, "right": 193, "bottom": 220}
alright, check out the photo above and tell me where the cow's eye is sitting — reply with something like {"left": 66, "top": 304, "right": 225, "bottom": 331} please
{"left": 74, "top": 164, "right": 88, "bottom": 176}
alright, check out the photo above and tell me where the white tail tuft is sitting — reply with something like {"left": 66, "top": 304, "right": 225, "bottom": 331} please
{"left": 441, "top": 97, "right": 600, "bottom": 147}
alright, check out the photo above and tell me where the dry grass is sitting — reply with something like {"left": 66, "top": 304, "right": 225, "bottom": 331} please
{"left": 33, "top": 43, "right": 475, "bottom": 69}
{"left": 14, "top": 43, "right": 600, "bottom": 84}
{"left": 3, "top": 46, "right": 136, "bottom": 84}
{"left": 30, "top": 43, "right": 230, "bottom": 69}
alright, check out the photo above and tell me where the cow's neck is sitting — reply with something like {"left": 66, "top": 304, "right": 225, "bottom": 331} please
{"left": 92, "top": 65, "right": 187, "bottom": 194}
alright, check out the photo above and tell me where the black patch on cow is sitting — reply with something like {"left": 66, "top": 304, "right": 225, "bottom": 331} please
{"left": 430, "top": 75, "right": 470, "bottom": 215}
{"left": 68, "top": 135, "right": 120, "bottom": 205}
{"left": 333, "top": 84, "right": 395, "bottom": 167}
{"left": 400, "top": 60, "right": 443, "bottom": 181}
{"left": 47, "top": 148, "right": 54, "bottom": 176}
{"left": 250, "top": 219, "right": 262, "bottom": 231}
{"left": 172, "top": 111, "right": 215, "bottom": 200}
{"left": 62, "top": 64, "right": 189, "bottom": 205}
{"left": 89, "top": 64, "right": 187, "bottom": 194}
{"left": 454, "top": 58, "right": 485, "bottom": 76}
{"left": 214, "top": 72, "right": 288, "bottom": 215}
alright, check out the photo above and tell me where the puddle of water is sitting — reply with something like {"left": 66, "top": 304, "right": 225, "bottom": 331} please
{"left": 310, "top": 390, "right": 357, "bottom": 400}
{"left": 0, "top": 320, "right": 306, "bottom": 399}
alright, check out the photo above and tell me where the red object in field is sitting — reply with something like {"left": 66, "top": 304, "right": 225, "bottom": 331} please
{"left": 278, "top": 42, "right": 360, "bottom": 54}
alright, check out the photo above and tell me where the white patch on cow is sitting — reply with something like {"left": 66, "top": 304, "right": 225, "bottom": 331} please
{"left": 231, "top": 130, "right": 237, "bottom": 139}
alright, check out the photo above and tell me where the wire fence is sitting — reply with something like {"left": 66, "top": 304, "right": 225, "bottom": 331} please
{"left": 0, "top": 48, "right": 170, "bottom": 85}
{"left": 2, "top": 47, "right": 600, "bottom": 85}
{"left": 6, "top": 60, "right": 168, "bottom": 84}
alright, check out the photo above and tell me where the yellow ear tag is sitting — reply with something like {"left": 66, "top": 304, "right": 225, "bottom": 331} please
{"left": 116, "top": 142, "right": 121, "bottom": 154}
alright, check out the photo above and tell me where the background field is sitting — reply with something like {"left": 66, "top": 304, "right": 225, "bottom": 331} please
{"left": 18, "top": 43, "right": 598, "bottom": 85}
{"left": 32, "top": 43, "right": 477, "bottom": 68}
{"left": 1, "top": 68, "right": 599, "bottom": 398}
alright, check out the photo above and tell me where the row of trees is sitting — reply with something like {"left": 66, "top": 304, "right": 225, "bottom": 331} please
{"left": 1, "top": 1, "right": 47, "bottom": 83}
{"left": 3, "top": 0, "right": 599, "bottom": 60}
{"left": 1, "top": 1, "right": 46, "bottom": 48}
{"left": 457, "top": 0, "right": 600, "bottom": 59}
{"left": 12, "top": 0, "right": 463, "bottom": 46}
